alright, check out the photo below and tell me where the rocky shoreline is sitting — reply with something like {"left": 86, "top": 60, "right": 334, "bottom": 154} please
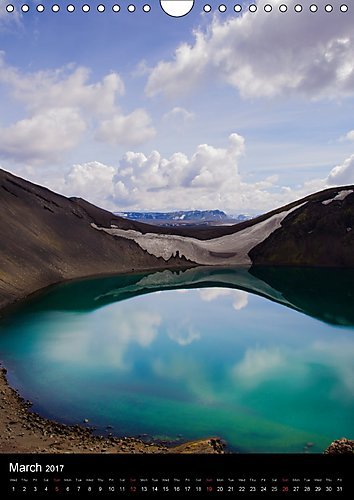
{"left": 0, "top": 366, "right": 224, "bottom": 454}
{"left": 324, "top": 438, "right": 354, "bottom": 455}
{"left": 1, "top": 365, "right": 353, "bottom": 455}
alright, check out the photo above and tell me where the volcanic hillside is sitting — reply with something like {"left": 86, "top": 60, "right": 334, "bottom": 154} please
{"left": 0, "top": 168, "right": 353, "bottom": 310}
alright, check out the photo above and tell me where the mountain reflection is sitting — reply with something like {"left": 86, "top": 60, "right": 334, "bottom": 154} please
{"left": 18, "top": 266, "right": 354, "bottom": 327}
{"left": 1, "top": 266, "right": 354, "bottom": 452}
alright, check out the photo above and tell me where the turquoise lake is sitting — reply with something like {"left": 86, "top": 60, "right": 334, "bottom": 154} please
{"left": 0, "top": 266, "right": 353, "bottom": 453}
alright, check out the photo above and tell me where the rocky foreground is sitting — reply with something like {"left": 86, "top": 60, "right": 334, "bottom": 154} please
{"left": 324, "top": 438, "right": 354, "bottom": 455}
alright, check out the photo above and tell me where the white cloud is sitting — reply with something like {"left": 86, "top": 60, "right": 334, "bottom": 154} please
{"left": 64, "top": 161, "right": 116, "bottom": 205}
{"left": 163, "top": 106, "right": 195, "bottom": 125}
{"left": 60, "top": 132, "right": 246, "bottom": 210}
{"left": 55, "top": 131, "right": 354, "bottom": 213}
{"left": 342, "top": 130, "right": 354, "bottom": 142}
{"left": 0, "top": 61, "right": 125, "bottom": 116}
{"left": 96, "top": 108, "right": 155, "bottom": 146}
{"left": 0, "top": 108, "right": 86, "bottom": 164}
{"left": 0, "top": 55, "right": 155, "bottom": 164}
{"left": 16, "top": 124, "right": 354, "bottom": 214}
{"left": 146, "top": 1, "right": 354, "bottom": 100}
{"left": 146, "top": 31, "right": 208, "bottom": 98}
{"left": 326, "top": 154, "right": 354, "bottom": 186}
{"left": 190, "top": 133, "right": 244, "bottom": 188}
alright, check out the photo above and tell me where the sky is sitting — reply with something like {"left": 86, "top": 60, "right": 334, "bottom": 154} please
{"left": 1, "top": 1, "right": 354, "bottom": 214}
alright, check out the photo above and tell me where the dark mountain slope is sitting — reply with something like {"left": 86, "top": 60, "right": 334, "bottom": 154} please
{"left": 249, "top": 189, "right": 354, "bottom": 266}
{"left": 0, "top": 169, "right": 191, "bottom": 311}
{"left": 1, "top": 167, "right": 354, "bottom": 311}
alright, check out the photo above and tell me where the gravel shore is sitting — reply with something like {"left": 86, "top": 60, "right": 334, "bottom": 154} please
{"left": 0, "top": 366, "right": 224, "bottom": 455}
{"left": 2, "top": 363, "right": 353, "bottom": 456}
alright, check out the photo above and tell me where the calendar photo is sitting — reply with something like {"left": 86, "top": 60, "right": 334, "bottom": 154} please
{"left": 0, "top": 1, "right": 353, "bottom": 497}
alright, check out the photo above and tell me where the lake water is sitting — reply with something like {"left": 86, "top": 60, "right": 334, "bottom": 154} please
{"left": 0, "top": 266, "right": 353, "bottom": 453}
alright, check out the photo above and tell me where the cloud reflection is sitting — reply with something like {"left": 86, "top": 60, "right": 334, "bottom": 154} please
{"left": 199, "top": 288, "right": 249, "bottom": 311}
{"left": 152, "top": 356, "right": 217, "bottom": 404}
{"left": 45, "top": 306, "right": 161, "bottom": 370}
{"left": 168, "top": 323, "right": 201, "bottom": 346}
{"left": 232, "top": 337, "right": 354, "bottom": 402}
{"left": 312, "top": 339, "right": 354, "bottom": 398}
{"left": 232, "top": 346, "right": 288, "bottom": 388}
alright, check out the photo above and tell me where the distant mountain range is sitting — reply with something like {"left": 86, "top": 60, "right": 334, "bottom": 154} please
{"left": 114, "top": 210, "right": 251, "bottom": 226}
{"left": 0, "top": 167, "right": 353, "bottom": 311}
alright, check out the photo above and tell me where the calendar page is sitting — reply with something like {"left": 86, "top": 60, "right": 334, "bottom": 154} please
{"left": 0, "top": 1, "right": 353, "bottom": 498}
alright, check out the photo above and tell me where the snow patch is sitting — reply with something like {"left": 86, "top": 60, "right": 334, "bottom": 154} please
{"left": 91, "top": 203, "right": 305, "bottom": 266}
{"left": 322, "top": 189, "right": 353, "bottom": 205}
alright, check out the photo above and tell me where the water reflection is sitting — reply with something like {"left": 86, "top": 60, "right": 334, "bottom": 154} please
{"left": 11, "top": 266, "right": 354, "bottom": 326}
{"left": 199, "top": 288, "right": 249, "bottom": 311}
{"left": 0, "top": 266, "right": 353, "bottom": 453}
{"left": 168, "top": 321, "right": 201, "bottom": 346}
{"left": 232, "top": 346, "right": 291, "bottom": 388}
{"left": 45, "top": 306, "right": 161, "bottom": 370}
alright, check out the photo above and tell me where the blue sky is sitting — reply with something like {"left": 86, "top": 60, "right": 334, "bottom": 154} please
{"left": 1, "top": 1, "right": 354, "bottom": 213}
